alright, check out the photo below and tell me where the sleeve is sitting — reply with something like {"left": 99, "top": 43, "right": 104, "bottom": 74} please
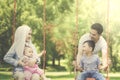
{"left": 101, "top": 38, "right": 107, "bottom": 55}
{"left": 80, "top": 57, "right": 84, "bottom": 68}
{"left": 95, "top": 55, "right": 101, "bottom": 67}
{"left": 96, "top": 56, "right": 101, "bottom": 67}
{"left": 36, "top": 58, "right": 40, "bottom": 64}
{"left": 32, "top": 54, "right": 40, "bottom": 64}
{"left": 101, "top": 38, "right": 108, "bottom": 66}
{"left": 4, "top": 49, "right": 18, "bottom": 67}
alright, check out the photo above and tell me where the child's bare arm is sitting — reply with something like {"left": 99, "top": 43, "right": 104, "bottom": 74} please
{"left": 38, "top": 50, "right": 46, "bottom": 58}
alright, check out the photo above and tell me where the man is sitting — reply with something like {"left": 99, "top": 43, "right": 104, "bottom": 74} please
{"left": 76, "top": 23, "right": 108, "bottom": 70}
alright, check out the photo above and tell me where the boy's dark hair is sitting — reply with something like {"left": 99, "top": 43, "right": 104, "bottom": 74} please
{"left": 83, "top": 40, "right": 95, "bottom": 51}
{"left": 91, "top": 23, "right": 103, "bottom": 35}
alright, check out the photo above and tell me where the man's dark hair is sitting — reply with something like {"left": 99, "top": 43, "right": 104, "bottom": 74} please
{"left": 83, "top": 40, "right": 95, "bottom": 51}
{"left": 91, "top": 23, "right": 103, "bottom": 35}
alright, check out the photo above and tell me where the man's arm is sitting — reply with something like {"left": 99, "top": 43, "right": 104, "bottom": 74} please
{"left": 101, "top": 39, "right": 109, "bottom": 70}
{"left": 76, "top": 34, "right": 87, "bottom": 67}
{"left": 102, "top": 52, "right": 108, "bottom": 70}
{"left": 76, "top": 48, "right": 82, "bottom": 67}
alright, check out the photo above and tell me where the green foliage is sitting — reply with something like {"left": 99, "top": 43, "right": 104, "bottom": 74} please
{"left": 0, "top": 0, "right": 74, "bottom": 67}
{"left": 0, "top": 0, "right": 120, "bottom": 72}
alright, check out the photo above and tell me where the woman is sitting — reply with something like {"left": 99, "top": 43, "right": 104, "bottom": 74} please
{"left": 4, "top": 25, "right": 42, "bottom": 80}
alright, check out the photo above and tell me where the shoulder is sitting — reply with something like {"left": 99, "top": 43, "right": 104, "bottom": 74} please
{"left": 98, "top": 36, "right": 107, "bottom": 49}
{"left": 99, "top": 36, "right": 107, "bottom": 44}
{"left": 81, "top": 33, "right": 89, "bottom": 38}
{"left": 79, "top": 33, "right": 90, "bottom": 42}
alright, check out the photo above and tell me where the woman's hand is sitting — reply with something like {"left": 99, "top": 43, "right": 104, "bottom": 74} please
{"left": 18, "top": 60, "right": 25, "bottom": 66}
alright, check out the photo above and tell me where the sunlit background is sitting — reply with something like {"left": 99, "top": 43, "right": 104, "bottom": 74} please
{"left": 0, "top": 0, "right": 120, "bottom": 80}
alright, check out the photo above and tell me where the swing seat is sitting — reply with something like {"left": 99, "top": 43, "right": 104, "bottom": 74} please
{"left": 106, "top": 77, "right": 110, "bottom": 80}
{"left": 86, "top": 78, "right": 96, "bottom": 80}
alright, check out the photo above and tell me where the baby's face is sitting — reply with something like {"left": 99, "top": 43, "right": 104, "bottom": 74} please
{"left": 24, "top": 47, "right": 33, "bottom": 57}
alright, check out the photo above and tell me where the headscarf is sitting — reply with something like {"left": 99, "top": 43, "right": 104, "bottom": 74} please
{"left": 7, "top": 25, "right": 37, "bottom": 59}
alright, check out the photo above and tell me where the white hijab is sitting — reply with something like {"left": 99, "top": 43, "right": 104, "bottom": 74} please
{"left": 7, "top": 25, "right": 37, "bottom": 59}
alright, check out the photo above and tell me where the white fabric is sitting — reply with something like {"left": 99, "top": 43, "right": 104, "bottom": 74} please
{"left": 6, "top": 25, "right": 38, "bottom": 59}
{"left": 78, "top": 33, "right": 107, "bottom": 55}
{"left": 77, "top": 33, "right": 107, "bottom": 67}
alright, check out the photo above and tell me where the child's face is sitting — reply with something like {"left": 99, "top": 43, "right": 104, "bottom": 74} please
{"left": 24, "top": 47, "right": 33, "bottom": 57}
{"left": 82, "top": 43, "right": 92, "bottom": 54}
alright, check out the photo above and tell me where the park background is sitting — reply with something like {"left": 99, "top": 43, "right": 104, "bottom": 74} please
{"left": 0, "top": 0, "right": 120, "bottom": 80}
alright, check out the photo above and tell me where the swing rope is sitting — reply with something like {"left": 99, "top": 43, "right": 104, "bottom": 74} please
{"left": 12, "top": 0, "right": 16, "bottom": 43}
{"left": 43, "top": 0, "right": 46, "bottom": 73}
{"left": 106, "top": 0, "right": 110, "bottom": 80}
{"left": 74, "top": 0, "right": 110, "bottom": 80}
{"left": 74, "top": 0, "right": 79, "bottom": 79}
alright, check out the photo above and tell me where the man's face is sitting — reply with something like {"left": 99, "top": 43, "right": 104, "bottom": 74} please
{"left": 89, "top": 29, "right": 100, "bottom": 42}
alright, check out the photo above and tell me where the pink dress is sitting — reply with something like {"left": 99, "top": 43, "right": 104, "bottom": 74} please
{"left": 24, "top": 64, "right": 44, "bottom": 75}
{"left": 22, "top": 56, "right": 44, "bottom": 75}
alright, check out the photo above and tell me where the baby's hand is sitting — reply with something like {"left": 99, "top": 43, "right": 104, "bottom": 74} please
{"left": 38, "top": 50, "right": 46, "bottom": 57}
{"left": 41, "top": 50, "right": 46, "bottom": 55}
{"left": 27, "top": 59, "right": 36, "bottom": 67}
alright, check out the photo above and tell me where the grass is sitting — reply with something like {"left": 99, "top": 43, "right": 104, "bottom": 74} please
{"left": 1, "top": 60, "right": 120, "bottom": 80}
{"left": 0, "top": 71, "right": 120, "bottom": 80}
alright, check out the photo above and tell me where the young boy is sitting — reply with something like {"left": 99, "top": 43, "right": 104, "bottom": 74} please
{"left": 77, "top": 40, "right": 105, "bottom": 80}
{"left": 20, "top": 45, "right": 50, "bottom": 80}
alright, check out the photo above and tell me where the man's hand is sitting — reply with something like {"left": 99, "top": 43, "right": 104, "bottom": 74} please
{"left": 72, "top": 60, "right": 83, "bottom": 72}
{"left": 72, "top": 60, "right": 76, "bottom": 67}
{"left": 99, "top": 64, "right": 108, "bottom": 71}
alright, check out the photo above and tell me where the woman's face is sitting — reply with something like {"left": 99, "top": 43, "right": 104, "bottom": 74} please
{"left": 26, "top": 30, "right": 32, "bottom": 42}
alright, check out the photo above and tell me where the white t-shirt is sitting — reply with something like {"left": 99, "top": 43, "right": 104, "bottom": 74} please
{"left": 78, "top": 33, "right": 107, "bottom": 55}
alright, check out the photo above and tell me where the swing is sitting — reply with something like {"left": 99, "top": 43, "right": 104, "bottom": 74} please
{"left": 12, "top": 0, "right": 16, "bottom": 43}
{"left": 12, "top": 0, "right": 47, "bottom": 79}
{"left": 42, "top": 0, "right": 46, "bottom": 73}
{"left": 74, "top": 0, "right": 110, "bottom": 80}
{"left": 86, "top": 78, "right": 96, "bottom": 80}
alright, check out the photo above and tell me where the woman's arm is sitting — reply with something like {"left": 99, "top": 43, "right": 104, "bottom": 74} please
{"left": 4, "top": 49, "right": 19, "bottom": 67}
